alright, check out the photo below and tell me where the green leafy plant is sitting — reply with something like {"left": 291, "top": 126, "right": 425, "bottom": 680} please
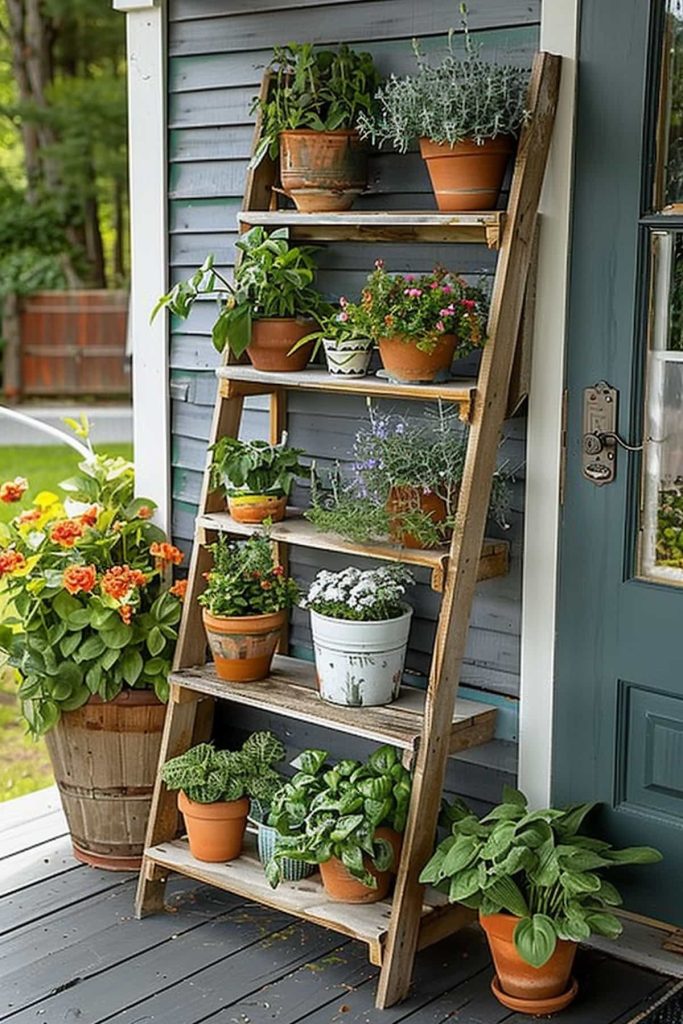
{"left": 151, "top": 227, "right": 331, "bottom": 357}
{"left": 198, "top": 532, "right": 299, "bottom": 618}
{"left": 306, "top": 402, "right": 512, "bottom": 546}
{"left": 301, "top": 564, "right": 412, "bottom": 622}
{"left": 358, "top": 8, "right": 529, "bottom": 153}
{"left": 419, "top": 787, "right": 662, "bottom": 968}
{"left": 161, "top": 732, "right": 286, "bottom": 804}
{"left": 251, "top": 43, "right": 380, "bottom": 168}
{"left": 210, "top": 434, "right": 308, "bottom": 499}
{"left": 266, "top": 745, "right": 411, "bottom": 887}
{"left": 0, "top": 422, "right": 184, "bottom": 736}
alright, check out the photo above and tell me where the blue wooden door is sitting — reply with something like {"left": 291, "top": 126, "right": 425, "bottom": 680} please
{"left": 554, "top": 0, "right": 683, "bottom": 921}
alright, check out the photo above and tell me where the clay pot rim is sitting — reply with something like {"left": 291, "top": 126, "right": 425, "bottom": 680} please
{"left": 227, "top": 489, "right": 287, "bottom": 498}
{"left": 378, "top": 332, "right": 456, "bottom": 346}
{"left": 252, "top": 315, "right": 316, "bottom": 325}
{"left": 309, "top": 602, "right": 413, "bottom": 627}
{"left": 178, "top": 790, "right": 250, "bottom": 818}
{"left": 280, "top": 128, "right": 361, "bottom": 140}
{"left": 84, "top": 689, "right": 162, "bottom": 707}
{"left": 202, "top": 607, "right": 288, "bottom": 630}
{"left": 419, "top": 135, "right": 515, "bottom": 155}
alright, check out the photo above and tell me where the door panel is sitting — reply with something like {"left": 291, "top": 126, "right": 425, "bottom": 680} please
{"left": 554, "top": 0, "right": 681, "bottom": 922}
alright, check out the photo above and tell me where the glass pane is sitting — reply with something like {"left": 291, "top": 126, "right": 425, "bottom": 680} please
{"left": 657, "top": 1, "right": 683, "bottom": 208}
{"left": 641, "top": 232, "right": 683, "bottom": 581}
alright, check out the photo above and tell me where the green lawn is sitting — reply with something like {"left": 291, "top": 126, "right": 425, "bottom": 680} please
{"left": 0, "top": 442, "right": 134, "bottom": 801}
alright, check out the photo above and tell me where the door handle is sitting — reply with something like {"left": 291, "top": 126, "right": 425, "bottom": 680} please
{"left": 581, "top": 381, "right": 644, "bottom": 485}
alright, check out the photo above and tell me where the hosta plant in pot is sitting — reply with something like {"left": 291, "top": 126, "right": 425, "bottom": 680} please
{"left": 307, "top": 401, "right": 511, "bottom": 550}
{"left": 358, "top": 8, "right": 529, "bottom": 211}
{"left": 267, "top": 745, "right": 411, "bottom": 903}
{"left": 359, "top": 261, "right": 487, "bottom": 383}
{"left": 161, "top": 732, "right": 286, "bottom": 863}
{"left": 419, "top": 787, "right": 662, "bottom": 1014}
{"left": 210, "top": 433, "right": 308, "bottom": 524}
{"left": 0, "top": 421, "right": 184, "bottom": 870}
{"left": 198, "top": 532, "right": 299, "bottom": 683}
{"left": 251, "top": 43, "right": 380, "bottom": 211}
{"left": 152, "top": 227, "right": 331, "bottom": 371}
{"left": 301, "top": 563, "right": 413, "bottom": 707}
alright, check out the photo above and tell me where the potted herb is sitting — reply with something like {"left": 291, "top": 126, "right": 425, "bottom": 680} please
{"left": 358, "top": 10, "right": 529, "bottom": 211}
{"left": 161, "top": 732, "right": 286, "bottom": 863}
{"left": 251, "top": 43, "right": 380, "bottom": 212}
{"left": 358, "top": 261, "right": 487, "bottom": 383}
{"left": 0, "top": 420, "right": 184, "bottom": 870}
{"left": 301, "top": 564, "right": 413, "bottom": 707}
{"left": 419, "top": 788, "right": 662, "bottom": 1014}
{"left": 210, "top": 434, "right": 308, "bottom": 524}
{"left": 198, "top": 532, "right": 299, "bottom": 683}
{"left": 307, "top": 402, "right": 511, "bottom": 550}
{"left": 267, "top": 746, "right": 411, "bottom": 903}
{"left": 152, "top": 227, "right": 330, "bottom": 372}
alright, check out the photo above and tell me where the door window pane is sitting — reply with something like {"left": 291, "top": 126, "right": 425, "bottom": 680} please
{"left": 641, "top": 232, "right": 683, "bottom": 581}
{"left": 657, "top": 1, "right": 683, "bottom": 208}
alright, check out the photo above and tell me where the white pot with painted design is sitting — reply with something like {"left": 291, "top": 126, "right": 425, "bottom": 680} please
{"left": 310, "top": 603, "right": 413, "bottom": 707}
{"left": 322, "top": 336, "right": 373, "bottom": 376}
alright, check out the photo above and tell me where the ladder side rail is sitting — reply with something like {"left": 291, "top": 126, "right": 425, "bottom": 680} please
{"left": 376, "top": 51, "right": 562, "bottom": 1009}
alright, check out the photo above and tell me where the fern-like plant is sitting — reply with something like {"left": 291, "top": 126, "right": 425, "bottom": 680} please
{"left": 161, "top": 732, "right": 286, "bottom": 804}
{"left": 358, "top": 8, "right": 529, "bottom": 152}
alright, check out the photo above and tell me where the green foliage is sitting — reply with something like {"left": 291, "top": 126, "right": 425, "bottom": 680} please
{"left": 301, "top": 564, "right": 412, "bottom": 622}
{"left": 266, "top": 744, "right": 411, "bottom": 888}
{"left": 359, "top": 9, "right": 529, "bottom": 152}
{"left": 210, "top": 435, "right": 308, "bottom": 498}
{"left": 251, "top": 43, "right": 380, "bottom": 168}
{"left": 0, "top": 180, "right": 67, "bottom": 297}
{"left": 0, "top": 422, "right": 181, "bottom": 736}
{"left": 161, "top": 732, "right": 286, "bottom": 805}
{"left": 152, "top": 228, "right": 331, "bottom": 357}
{"left": 657, "top": 484, "right": 683, "bottom": 566}
{"left": 198, "top": 532, "right": 299, "bottom": 618}
{"left": 419, "top": 787, "right": 662, "bottom": 968}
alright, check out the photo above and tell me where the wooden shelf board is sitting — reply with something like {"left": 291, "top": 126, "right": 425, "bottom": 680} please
{"left": 143, "top": 834, "right": 457, "bottom": 965}
{"left": 170, "top": 655, "right": 496, "bottom": 757}
{"left": 197, "top": 509, "right": 509, "bottom": 591}
{"left": 237, "top": 209, "right": 505, "bottom": 248}
{"left": 217, "top": 365, "right": 477, "bottom": 418}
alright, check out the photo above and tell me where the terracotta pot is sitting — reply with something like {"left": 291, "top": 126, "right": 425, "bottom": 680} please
{"left": 480, "top": 912, "right": 578, "bottom": 1009}
{"left": 319, "top": 828, "right": 402, "bottom": 903}
{"left": 248, "top": 318, "right": 314, "bottom": 372}
{"left": 178, "top": 790, "right": 249, "bottom": 863}
{"left": 227, "top": 493, "right": 287, "bottom": 524}
{"left": 419, "top": 136, "right": 514, "bottom": 211}
{"left": 202, "top": 607, "right": 287, "bottom": 682}
{"left": 386, "top": 485, "right": 451, "bottom": 549}
{"left": 378, "top": 333, "right": 457, "bottom": 384}
{"left": 280, "top": 129, "right": 367, "bottom": 211}
{"left": 45, "top": 690, "right": 165, "bottom": 871}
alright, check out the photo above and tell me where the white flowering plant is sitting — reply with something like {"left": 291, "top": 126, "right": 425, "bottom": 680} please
{"left": 301, "top": 565, "right": 412, "bottom": 622}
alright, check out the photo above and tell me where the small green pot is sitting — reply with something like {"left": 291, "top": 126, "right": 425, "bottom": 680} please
{"left": 257, "top": 823, "right": 316, "bottom": 882}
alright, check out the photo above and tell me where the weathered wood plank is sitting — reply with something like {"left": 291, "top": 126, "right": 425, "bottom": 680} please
{"left": 0, "top": 868, "right": 132, "bottom": 937}
{"left": 0, "top": 836, "right": 78, "bottom": 899}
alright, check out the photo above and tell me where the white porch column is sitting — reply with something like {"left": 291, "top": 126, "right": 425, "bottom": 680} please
{"left": 114, "top": 0, "right": 170, "bottom": 532}
{"left": 519, "top": 0, "right": 579, "bottom": 804}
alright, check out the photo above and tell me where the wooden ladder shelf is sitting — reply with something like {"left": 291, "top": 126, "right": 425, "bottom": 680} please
{"left": 136, "top": 51, "right": 561, "bottom": 1010}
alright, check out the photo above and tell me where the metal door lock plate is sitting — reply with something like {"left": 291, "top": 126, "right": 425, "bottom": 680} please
{"left": 582, "top": 381, "right": 618, "bottom": 485}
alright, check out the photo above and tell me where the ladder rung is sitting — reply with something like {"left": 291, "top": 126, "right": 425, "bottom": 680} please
{"left": 170, "top": 655, "right": 497, "bottom": 759}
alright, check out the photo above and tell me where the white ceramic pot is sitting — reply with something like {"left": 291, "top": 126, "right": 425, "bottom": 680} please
{"left": 323, "top": 337, "right": 373, "bottom": 376}
{"left": 310, "top": 603, "right": 413, "bottom": 706}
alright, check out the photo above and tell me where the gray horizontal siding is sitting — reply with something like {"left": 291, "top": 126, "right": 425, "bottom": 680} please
{"left": 167, "top": 0, "right": 540, "bottom": 779}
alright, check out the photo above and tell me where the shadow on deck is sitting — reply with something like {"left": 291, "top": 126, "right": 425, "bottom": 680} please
{"left": 0, "top": 788, "right": 675, "bottom": 1024}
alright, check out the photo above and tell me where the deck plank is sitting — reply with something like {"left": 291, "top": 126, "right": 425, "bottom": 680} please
{"left": 0, "top": 836, "right": 79, "bottom": 898}
{"left": 0, "top": 866, "right": 134, "bottom": 938}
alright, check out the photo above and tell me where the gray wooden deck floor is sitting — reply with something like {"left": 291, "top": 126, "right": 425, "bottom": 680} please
{"left": 0, "top": 788, "right": 675, "bottom": 1024}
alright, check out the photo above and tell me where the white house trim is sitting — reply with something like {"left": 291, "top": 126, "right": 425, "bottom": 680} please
{"left": 116, "top": 0, "right": 170, "bottom": 532}
{"left": 518, "top": 0, "right": 579, "bottom": 804}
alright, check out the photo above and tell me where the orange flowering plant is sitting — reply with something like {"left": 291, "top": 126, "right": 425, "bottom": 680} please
{"left": 0, "top": 436, "right": 184, "bottom": 736}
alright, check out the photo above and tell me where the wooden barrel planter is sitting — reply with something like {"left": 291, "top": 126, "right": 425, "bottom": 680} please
{"left": 44, "top": 690, "right": 165, "bottom": 871}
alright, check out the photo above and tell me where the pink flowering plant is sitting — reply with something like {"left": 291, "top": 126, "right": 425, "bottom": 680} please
{"left": 360, "top": 261, "right": 487, "bottom": 355}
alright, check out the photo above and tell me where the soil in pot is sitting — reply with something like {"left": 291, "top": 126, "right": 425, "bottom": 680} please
{"left": 202, "top": 607, "right": 286, "bottom": 683}
{"left": 378, "top": 333, "right": 457, "bottom": 384}
{"left": 419, "top": 136, "right": 514, "bottom": 212}
{"left": 480, "top": 912, "right": 578, "bottom": 1009}
{"left": 280, "top": 129, "right": 368, "bottom": 212}
{"left": 227, "top": 493, "right": 287, "bottom": 524}
{"left": 178, "top": 790, "right": 249, "bottom": 862}
{"left": 386, "top": 485, "right": 451, "bottom": 549}
{"left": 311, "top": 604, "right": 413, "bottom": 706}
{"left": 45, "top": 690, "right": 165, "bottom": 871}
{"left": 248, "top": 318, "right": 314, "bottom": 372}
